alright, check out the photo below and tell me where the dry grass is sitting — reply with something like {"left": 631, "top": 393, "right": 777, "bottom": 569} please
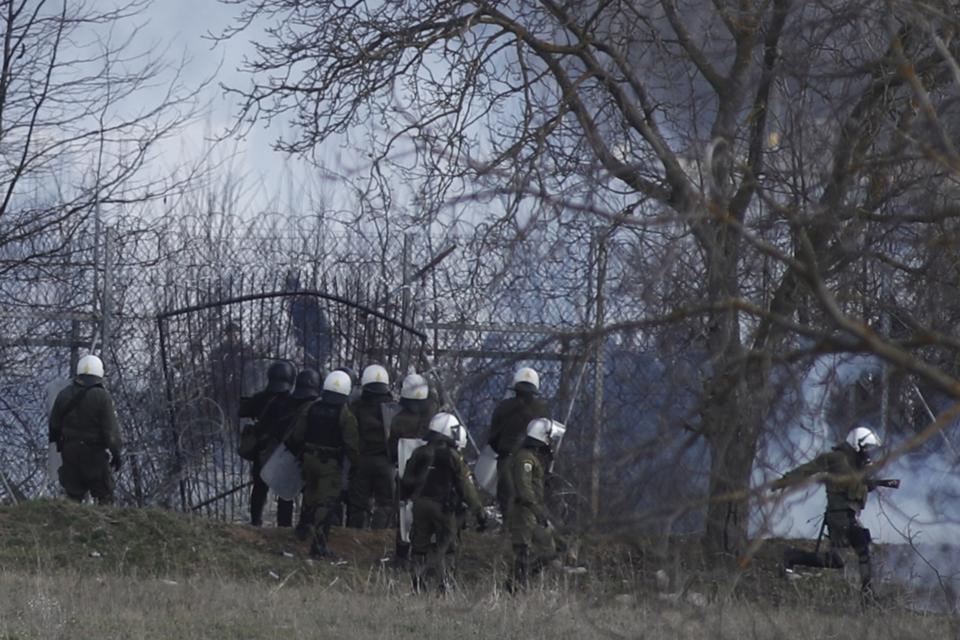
{"left": 0, "top": 571, "right": 955, "bottom": 640}
{"left": 0, "top": 500, "right": 955, "bottom": 639}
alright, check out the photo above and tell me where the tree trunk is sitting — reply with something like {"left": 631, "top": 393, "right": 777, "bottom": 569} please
{"left": 700, "top": 364, "right": 766, "bottom": 562}
{"left": 703, "top": 420, "right": 760, "bottom": 561}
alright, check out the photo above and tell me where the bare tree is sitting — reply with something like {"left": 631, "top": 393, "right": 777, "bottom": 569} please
{"left": 219, "top": 0, "right": 960, "bottom": 561}
{"left": 0, "top": 0, "right": 208, "bottom": 503}
{"left": 0, "top": 0, "right": 202, "bottom": 274}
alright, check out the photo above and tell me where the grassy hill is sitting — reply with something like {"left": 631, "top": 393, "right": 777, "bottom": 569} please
{"left": 0, "top": 500, "right": 954, "bottom": 639}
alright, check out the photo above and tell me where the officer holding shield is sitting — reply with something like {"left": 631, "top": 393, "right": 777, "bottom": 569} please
{"left": 486, "top": 367, "right": 550, "bottom": 519}
{"left": 286, "top": 369, "right": 360, "bottom": 557}
{"left": 402, "top": 412, "right": 486, "bottom": 593}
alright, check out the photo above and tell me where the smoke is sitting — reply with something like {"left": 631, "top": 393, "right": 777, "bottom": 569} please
{"left": 751, "top": 353, "right": 960, "bottom": 610}
{"left": 752, "top": 353, "right": 878, "bottom": 540}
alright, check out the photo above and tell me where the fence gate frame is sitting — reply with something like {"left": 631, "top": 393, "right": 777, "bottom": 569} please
{"left": 157, "top": 289, "right": 427, "bottom": 515}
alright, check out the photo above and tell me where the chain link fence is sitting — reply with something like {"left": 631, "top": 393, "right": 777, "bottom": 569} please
{"left": 0, "top": 208, "right": 710, "bottom": 533}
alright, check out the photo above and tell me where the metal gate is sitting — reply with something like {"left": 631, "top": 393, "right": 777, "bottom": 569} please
{"left": 156, "top": 279, "right": 425, "bottom": 520}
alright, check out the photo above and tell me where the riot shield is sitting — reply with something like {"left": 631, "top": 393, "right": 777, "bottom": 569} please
{"left": 473, "top": 444, "right": 498, "bottom": 496}
{"left": 47, "top": 443, "right": 62, "bottom": 483}
{"left": 260, "top": 444, "right": 303, "bottom": 501}
{"left": 380, "top": 401, "right": 401, "bottom": 440}
{"left": 397, "top": 437, "right": 426, "bottom": 544}
{"left": 44, "top": 378, "right": 70, "bottom": 484}
{"left": 45, "top": 377, "right": 71, "bottom": 414}
{"left": 241, "top": 358, "right": 274, "bottom": 397}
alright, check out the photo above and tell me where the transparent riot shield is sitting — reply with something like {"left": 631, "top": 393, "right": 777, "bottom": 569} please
{"left": 44, "top": 378, "right": 71, "bottom": 483}
{"left": 397, "top": 437, "right": 426, "bottom": 543}
{"left": 473, "top": 445, "right": 498, "bottom": 497}
{"left": 260, "top": 445, "right": 303, "bottom": 501}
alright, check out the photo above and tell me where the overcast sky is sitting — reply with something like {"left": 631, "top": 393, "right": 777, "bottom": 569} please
{"left": 137, "top": 0, "right": 337, "bottom": 214}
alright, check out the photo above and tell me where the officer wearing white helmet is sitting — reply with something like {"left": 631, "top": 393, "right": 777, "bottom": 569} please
{"left": 388, "top": 373, "right": 439, "bottom": 563}
{"left": 285, "top": 368, "right": 360, "bottom": 557}
{"left": 772, "top": 426, "right": 899, "bottom": 599}
{"left": 485, "top": 366, "right": 550, "bottom": 518}
{"left": 401, "top": 412, "right": 486, "bottom": 593}
{"left": 347, "top": 364, "right": 397, "bottom": 528}
{"left": 388, "top": 374, "right": 436, "bottom": 463}
{"left": 48, "top": 354, "right": 123, "bottom": 504}
{"left": 507, "top": 417, "right": 565, "bottom": 591}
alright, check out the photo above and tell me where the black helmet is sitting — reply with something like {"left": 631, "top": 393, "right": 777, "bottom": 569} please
{"left": 292, "top": 368, "right": 321, "bottom": 399}
{"left": 266, "top": 360, "right": 296, "bottom": 393}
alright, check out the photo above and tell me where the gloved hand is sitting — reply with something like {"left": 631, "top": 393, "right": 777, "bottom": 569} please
{"left": 110, "top": 452, "right": 123, "bottom": 472}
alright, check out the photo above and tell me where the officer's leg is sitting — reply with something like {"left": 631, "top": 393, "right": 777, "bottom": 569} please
{"left": 394, "top": 529, "right": 411, "bottom": 566}
{"left": 276, "top": 498, "right": 294, "bottom": 528}
{"left": 310, "top": 463, "right": 341, "bottom": 558}
{"left": 80, "top": 448, "right": 115, "bottom": 505}
{"left": 507, "top": 505, "right": 535, "bottom": 592}
{"left": 509, "top": 544, "right": 531, "bottom": 593}
{"left": 496, "top": 456, "right": 514, "bottom": 521}
{"left": 370, "top": 456, "right": 395, "bottom": 530}
{"left": 433, "top": 512, "right": 458, "bottom": 593}
{"left": 850, "top": 526, "right": 873, "bottom": 596}
{"left": 250, "top": 459, "right": 268, "bottom": 526}
{"left": 346, "top": 457, "right": 372, "bottom": 529}
{"left": 295, "top": 490, "right": 311, "bottom": 540}
{"left": 57, "top": 455, "right": 86, "bottom": 503}
{"left": 409, "top": 499, "right": 436, "bottom": 593}
{"left": 90, "top": 468, "right": 116, "bottom": 506}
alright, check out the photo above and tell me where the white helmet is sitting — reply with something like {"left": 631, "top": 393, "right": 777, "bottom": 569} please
{"left": 360, "top": 364, "right": 390, "bottom": 393}
{"left": 846, "top": 426, "right": 880, "bottom": 452}
{"left": 526, "top": 418, "right": 566, "bottom": 450}
{"left": 512, "top": 366, "right": 540, "bottom": 391}
{"left": 400, "top": 373, "right": 429, "bottom": 400}
{"left": 323, "top": 370, "right": 352, "bottom": 397}
{"left": 77, "top": 354, "right": 104, "bottom": 378}
{"left": 428, "top": 412, "right": 463, "bottom": 446}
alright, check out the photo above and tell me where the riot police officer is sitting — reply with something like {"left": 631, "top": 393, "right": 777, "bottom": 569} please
{"left": 486, "top": 367, "right": 550, "bottom": 519}
{"left": 48, "top": 355, "right": 123, "bottom": 504}
{"left": 285, "top": 369, "right": 360, "bottom": 557}
{"left": 238, "top": 360, "right": 296, "bottom": 526}
{"left": 346, "top": 364, "right": 396, "bottom": 529}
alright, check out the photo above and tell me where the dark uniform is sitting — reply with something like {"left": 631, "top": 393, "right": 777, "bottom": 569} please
{"left": 389, "top": 397, "right": 436, "bottom": 561}
{"left": 508, "top": 439, "right": 557, "bottom": 588}
{"left": 48, "top": 374, "right": 122, "bottom": 504}
{"left": 402, "top": 436, "right": 484, "bottom": 592}
{"left": 773, "top": 441, "right": 878, "bottom": 594}
{"left": 239, "top": 389, "right": 291, "bottom": 525}
{"left": 486, "top": 390, "right": 549, "bottom": 518}
{"left": 286, "top": 394, "right": 360, "bottom": 556}
{"left": 347, "top": 389, "right": 396, "bottom": 528}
